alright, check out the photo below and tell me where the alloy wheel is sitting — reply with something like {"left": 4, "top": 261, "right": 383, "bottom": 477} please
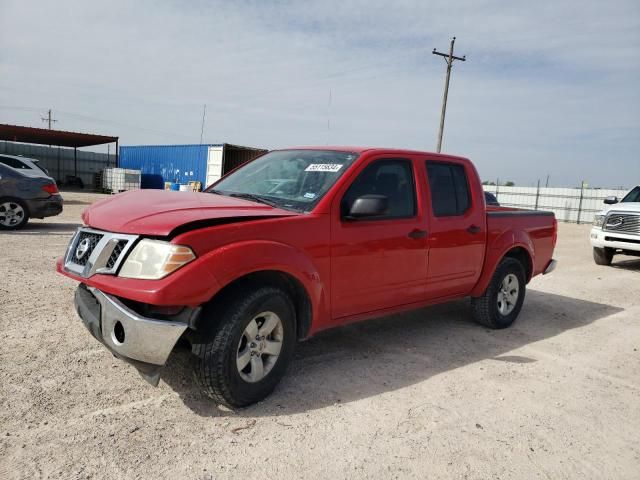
{"left": 497, "top": 273, "right": 519, "bottom": 315}
{"left": 236, "top": 311, "right": 284, "bottom": 383}
{"left": 0, "top": 202, "right": 25, "bottom": 227}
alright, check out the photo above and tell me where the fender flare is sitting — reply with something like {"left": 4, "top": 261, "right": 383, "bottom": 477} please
{"left": 470, "top": 229, "right": 535, "bottom": 297}
{"left": 202, "top": 240, "right": 328, "bottom": 332}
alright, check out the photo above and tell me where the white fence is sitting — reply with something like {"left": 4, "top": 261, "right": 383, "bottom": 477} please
{"left": 483, "top": 185, "right": 628, "bottom": 224}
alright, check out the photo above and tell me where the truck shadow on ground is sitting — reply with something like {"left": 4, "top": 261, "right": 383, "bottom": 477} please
{"left": 162, "top": 289, "right": 623, "bottom": 417}
{"left": 611, "top": 257, "right": 640, "bottom": 272}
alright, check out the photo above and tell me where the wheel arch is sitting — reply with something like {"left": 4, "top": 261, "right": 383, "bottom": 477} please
{"left": 503, "top": 246, "right": 533, "bottom": 280}
{"left": 471, "top": 242, "right": 534, "bottom": 297}
{"left": 197, "top": 269, "right": 314, "bottom": 341}
{"left": 192, "top": 239, "right": 329, "bottom": 338}
{"left": 0, "top": 196, "right": 30, "bottom": 213}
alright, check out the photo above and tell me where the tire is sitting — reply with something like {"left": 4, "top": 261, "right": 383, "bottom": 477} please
{"left": 471, "top": 257, "right": 526, "bottom": 329}
{"left": 191, "top": 286, "right": 296, "bottom": 408}
{"left": 0, "top": 198, "right": 29, "bottom": 230}
{"left": 593, "top": 247, "right": 614, "bottom": 266}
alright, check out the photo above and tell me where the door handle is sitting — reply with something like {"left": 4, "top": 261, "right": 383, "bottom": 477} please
{"left": 408, "top": 229, "right": 427, "bottom": 239}
{"left": 466, "top": 225, "right": 481, "bottom": 234}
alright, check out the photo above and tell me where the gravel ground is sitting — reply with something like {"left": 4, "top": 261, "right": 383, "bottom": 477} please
{"left": 1, "top": 191, "right": 639, "bottom": 479}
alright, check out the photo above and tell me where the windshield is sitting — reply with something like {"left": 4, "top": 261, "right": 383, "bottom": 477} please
{"left": 621, "top": 186, "right": 640, "bottom": 203}
{"left": 208, "top": 149, "right": 359, "bottom": 212}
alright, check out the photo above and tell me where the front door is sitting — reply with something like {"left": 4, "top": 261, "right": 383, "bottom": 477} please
{"left": 330, "top": 156, "right": 429, "bottom": 319}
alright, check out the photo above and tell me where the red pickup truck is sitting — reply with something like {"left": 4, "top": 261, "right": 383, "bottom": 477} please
{"left": 58, "top": 147, "right": 557, "bottom": 407}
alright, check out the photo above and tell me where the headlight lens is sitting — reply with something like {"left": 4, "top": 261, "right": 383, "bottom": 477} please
{"left": 593, "top": 214, "right": 605, "bottom": 228}
{"left": 119, "top": 239, "right": 196, "bottom": 279}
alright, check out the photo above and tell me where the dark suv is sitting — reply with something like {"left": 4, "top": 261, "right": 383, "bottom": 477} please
{"left": 0, "top": 163, "right": 63, "bottom": 230}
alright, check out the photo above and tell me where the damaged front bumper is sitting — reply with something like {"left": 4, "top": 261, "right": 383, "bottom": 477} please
{"left": 74, "top": 284, "right": 188, "bottom": 386}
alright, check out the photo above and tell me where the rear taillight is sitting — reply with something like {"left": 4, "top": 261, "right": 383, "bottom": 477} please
{"left": 552, "top": 218, "right": 558, "bottom": 248}
{"left": 42, "top": 183, "right": 59, "bottom": 195}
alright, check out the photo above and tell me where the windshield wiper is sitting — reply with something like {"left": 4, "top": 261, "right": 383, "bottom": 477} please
{"left": 227, "top": 192, "right": 281, "bottom": 208}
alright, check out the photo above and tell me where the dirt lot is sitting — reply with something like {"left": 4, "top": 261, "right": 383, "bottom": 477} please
{"left": 1, "top": 191, "right": 639, "bottom": 479}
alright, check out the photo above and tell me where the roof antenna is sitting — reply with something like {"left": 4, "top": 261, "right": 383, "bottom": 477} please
{"left": 199, "top": 104, "right": 206, "bottom": 144}
{"left": 327, "top": 88, "right": 332, "bottom": 145}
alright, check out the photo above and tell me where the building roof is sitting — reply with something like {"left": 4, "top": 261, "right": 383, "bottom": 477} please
{"left": 0, "top": 124, "right": 118, "bottom": 148}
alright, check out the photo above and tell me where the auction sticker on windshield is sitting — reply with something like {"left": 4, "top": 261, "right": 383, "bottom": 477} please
{"left": 305, "top": 164, "right": 343, "bottom": 172}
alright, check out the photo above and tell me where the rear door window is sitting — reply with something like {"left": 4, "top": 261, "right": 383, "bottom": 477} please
{"left": 33, "top": 162, "right": 48, "bottom": 174}
{"left": 426, "top": 162, "right": 471, "bottom": 217}
{"left": 0, "top": 156, "right": 30, "bottom": 170}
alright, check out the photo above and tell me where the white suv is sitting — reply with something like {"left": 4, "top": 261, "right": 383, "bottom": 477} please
{"left": 590, "top": 186, "right": 640, "bottom": 265}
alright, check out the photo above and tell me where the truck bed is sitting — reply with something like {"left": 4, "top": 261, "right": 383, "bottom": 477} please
{"left": 485, "top": 206, "right": 557, "bottom": 278}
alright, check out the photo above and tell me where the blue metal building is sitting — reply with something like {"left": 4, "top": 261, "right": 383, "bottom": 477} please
{"left": 119, "top": 143, "right": 267, "bottom": 189}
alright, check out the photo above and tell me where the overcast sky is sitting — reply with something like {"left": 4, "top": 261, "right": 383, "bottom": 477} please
{"left": 1, "top": 0, "right": 638, "bottom": 187}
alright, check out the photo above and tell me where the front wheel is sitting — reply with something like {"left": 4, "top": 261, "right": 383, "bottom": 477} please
{"left": 191, "top": 286, "right": 296, "bottom": 408}
{"left": 593, "top": 247, "right": 614, "bottom": 266}
{"left": 471, "top": 257, "right": 526, "bottom": 329}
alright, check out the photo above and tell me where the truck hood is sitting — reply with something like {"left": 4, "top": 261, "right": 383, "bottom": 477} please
{"left": 602, "top": 202, "right": 640, "bottom": 214}
{"left": 82, "top": 190, "right": 299, "bottom": 236}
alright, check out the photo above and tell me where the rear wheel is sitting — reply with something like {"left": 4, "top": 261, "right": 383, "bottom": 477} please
{"left": 0, "top": 198, "right": 29, "bottom": 230}
{"left": 471, "top": 257, "right": 526, "bottom": 329}
{"left": 593, "top": 247, "right": 614, "bottom": 266}
{"left": 191, "top": 286, "right": 296, "bottom": 408}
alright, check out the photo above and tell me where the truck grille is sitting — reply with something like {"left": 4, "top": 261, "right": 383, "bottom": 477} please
{"left": 70, "top": 231, "right": 104, "bottom": 266}
{"left": 604, "top": 213, "right": 640, "bottom": 236}
{"left": 64, "top": 228, "right": 138, "bottom": 278}
{"left": 106, "top": 240, "right": 128, "bottom": 269}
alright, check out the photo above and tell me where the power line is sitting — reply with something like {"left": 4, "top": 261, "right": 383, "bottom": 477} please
{"left": 53, "top": 108, "right": 195, "bottom": 140}
{"left": 432, "top": 37, "right": 466, "bottom": 153}
{"left": 0, "top": 104, "right": 195, "bottom": 140}
{"left": 0, "top": 105, "right": 41, "bottom": 113}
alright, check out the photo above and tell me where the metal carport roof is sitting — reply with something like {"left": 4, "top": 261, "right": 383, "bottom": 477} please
{"left": 0, "top": 124, "right": 117, "bottom": 148}
{"left": 0, "top": 123, "right": 119, "bottom": 176}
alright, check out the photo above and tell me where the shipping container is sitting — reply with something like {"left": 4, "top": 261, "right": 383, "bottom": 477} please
{"left": 119, "top": 144, "right": 267, "bottom": 190}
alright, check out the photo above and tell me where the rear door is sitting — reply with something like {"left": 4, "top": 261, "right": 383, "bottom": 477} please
{"left": 330, "top": 155, "right": 429, "bottom": 319}
{"left": 0, "top": 164, "right": 27, "bottom": 197}
{"left": 423, "top": 159, "right": 486, "bottom": 298}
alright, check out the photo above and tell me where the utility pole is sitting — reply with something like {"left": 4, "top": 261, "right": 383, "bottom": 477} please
{"left": 41, "top": 109, "right": 58, "bottom": 130}
{"left": 432, "top": 37, "right": 466, "bottom": 153}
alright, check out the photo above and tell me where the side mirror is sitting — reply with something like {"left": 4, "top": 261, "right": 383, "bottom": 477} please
{"left": 603, "top": 196, "right": 619, "bottom": 205}
{"left": 346, "top": 194, "right": 388, "bottom": 219}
